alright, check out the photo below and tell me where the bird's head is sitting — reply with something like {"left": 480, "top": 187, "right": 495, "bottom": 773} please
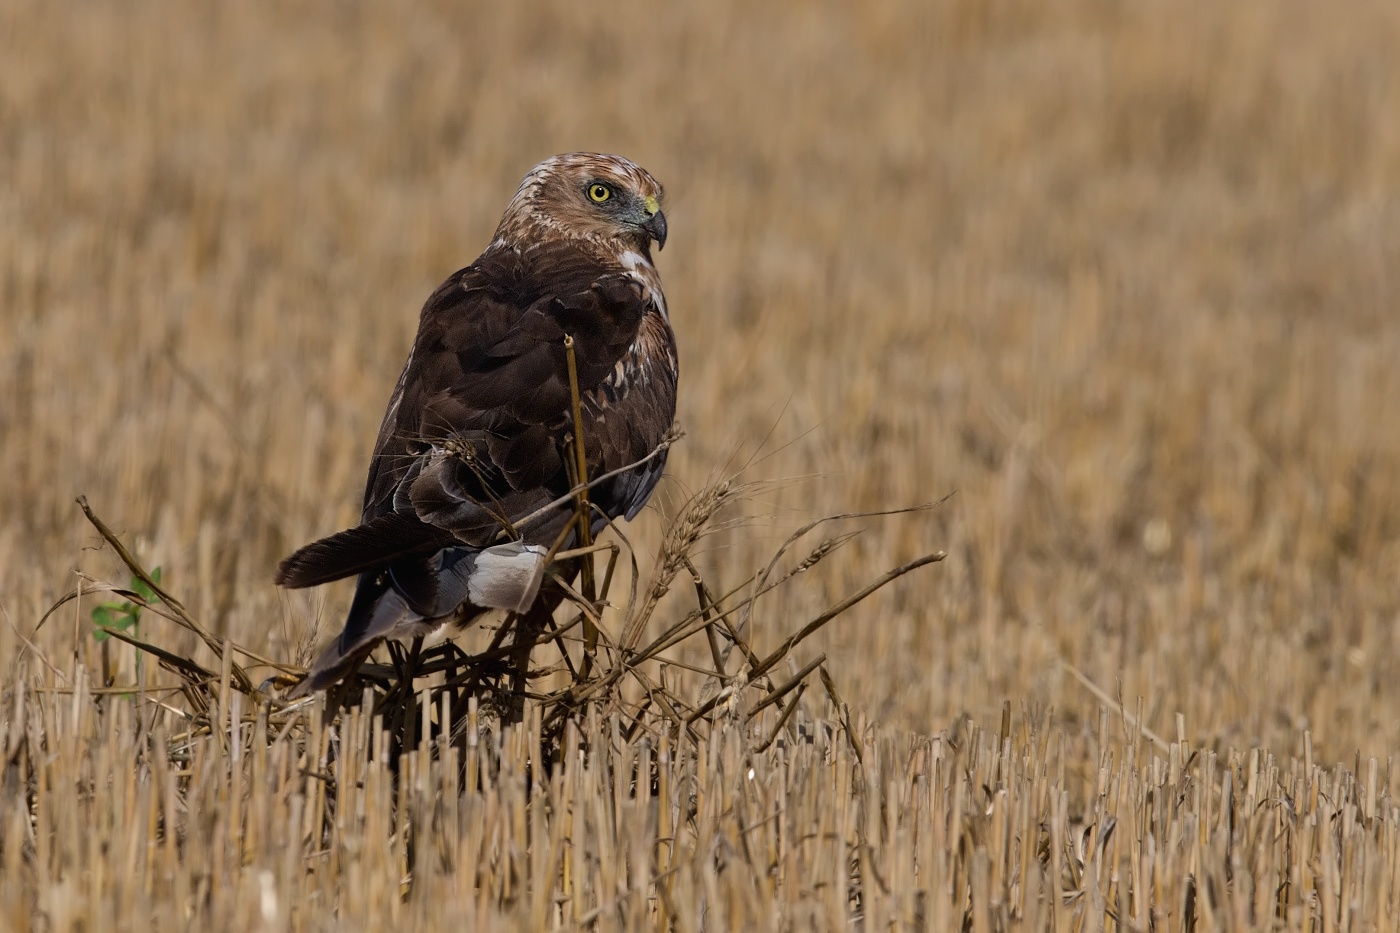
{"left": 497, "top": 152, "right": 668, "bottom": 255}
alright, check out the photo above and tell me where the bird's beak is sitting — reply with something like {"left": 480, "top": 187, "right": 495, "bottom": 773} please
{"left": 641, "top": 208, "right": 668, "bottom": 251}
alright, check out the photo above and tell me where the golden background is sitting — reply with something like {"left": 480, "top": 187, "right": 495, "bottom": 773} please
{"left": 4, "top": 0, "right": 1400, "bottom": 765}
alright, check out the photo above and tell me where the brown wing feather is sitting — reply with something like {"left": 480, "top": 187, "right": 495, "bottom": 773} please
{"left": 362, "top": 245, "right": 651, "bottom": 524}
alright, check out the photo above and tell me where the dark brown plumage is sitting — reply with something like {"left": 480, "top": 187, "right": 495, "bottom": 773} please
{"left": 277, "top": 153, "right": 677, "bottom": 695}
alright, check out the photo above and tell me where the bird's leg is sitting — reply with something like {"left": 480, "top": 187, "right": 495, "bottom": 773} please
{"left": 389, "top": 635, "right": 426, "bottom": 756}
{"left": 405, "top": 634, "right": 425, "bottom": 683}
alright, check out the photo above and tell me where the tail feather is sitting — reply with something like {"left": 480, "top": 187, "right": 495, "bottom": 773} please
{"left": 275, "top": 513, "right": 457, "bottom": 588}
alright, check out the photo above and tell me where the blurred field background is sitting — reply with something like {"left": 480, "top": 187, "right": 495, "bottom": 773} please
{"left": 4, "top": 0, "right": 1400, "bottom": 928}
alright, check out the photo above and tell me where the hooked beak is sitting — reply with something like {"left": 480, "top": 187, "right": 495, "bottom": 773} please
{"left": 640, "top": 209, "right": 668, "bottom": 251}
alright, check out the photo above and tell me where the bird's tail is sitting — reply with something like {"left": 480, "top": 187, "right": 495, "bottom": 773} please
{"left": 275, "top": 512, "right": 458, "bottom": 590}
{"left": 288, "top": 569, "right": 432, "bottom": 697}
{"left": 287, "top": 542, "right": 551, "bottom": 697}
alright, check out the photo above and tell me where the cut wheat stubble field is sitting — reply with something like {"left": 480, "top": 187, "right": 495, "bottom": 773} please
{"left": 3, "top": 0, "right": 1400, "bottom": 929}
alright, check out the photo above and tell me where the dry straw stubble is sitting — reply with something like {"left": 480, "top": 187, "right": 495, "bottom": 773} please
{"left": 5, "top": 0, "right": 1400, "bottom": 929}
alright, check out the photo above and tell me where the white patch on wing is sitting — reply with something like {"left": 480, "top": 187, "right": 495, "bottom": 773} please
{"left": 468, "top": 542, "right": 549, "bottom": 613}
{"left": 619, "top": 250, "right": 649, "bottom": 271}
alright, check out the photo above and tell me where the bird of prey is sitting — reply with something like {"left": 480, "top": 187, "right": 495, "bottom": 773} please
{"left": 276, "top": 153, "right": 677, "bottom": 696}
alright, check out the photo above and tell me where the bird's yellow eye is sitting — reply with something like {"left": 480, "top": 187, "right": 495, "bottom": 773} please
{"left": 587, "top": 183, "right": 612, "bottom": 203}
